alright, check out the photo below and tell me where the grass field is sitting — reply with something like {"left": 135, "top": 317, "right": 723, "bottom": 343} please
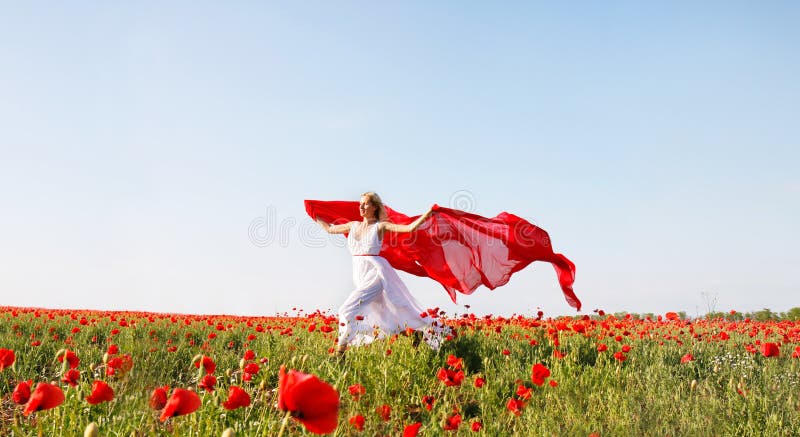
{"left": 1, "top": 306, "right": 799, "bottom": 436}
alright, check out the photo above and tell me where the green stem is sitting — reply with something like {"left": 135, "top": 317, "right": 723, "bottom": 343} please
{"left": 276, "top": 410, "right": 292, "bottom": 437}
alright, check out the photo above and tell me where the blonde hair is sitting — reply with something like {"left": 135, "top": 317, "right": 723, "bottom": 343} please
{"left": 361, "top": 191, "right": 388, "bottom": 222}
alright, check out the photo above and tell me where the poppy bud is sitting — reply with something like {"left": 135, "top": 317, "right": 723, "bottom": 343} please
{"left": 221, "top": 428, "right": 235, "bottom": 437}
{"left": 259, "top": 380, "right": 266, "bottom": 391}
{"left": 84, "top": 422, "right": 99, "bottom": 437}
{"left": 690, "top": 380, "right": 697, "bottom": 391}
{"left": 103, "top": 353, "right": 109, "bottom": 364}
{"left": 239, "top": 358, "right": 246, "bottom": 369}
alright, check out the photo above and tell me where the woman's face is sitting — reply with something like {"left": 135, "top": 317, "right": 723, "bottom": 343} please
{"left": 359, "top": 196, "right": 377, "bottom": 220}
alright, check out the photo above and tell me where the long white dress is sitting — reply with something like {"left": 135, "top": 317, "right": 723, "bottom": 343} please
{"left": 337, "top": 221, "right": 444, "bottom": 349}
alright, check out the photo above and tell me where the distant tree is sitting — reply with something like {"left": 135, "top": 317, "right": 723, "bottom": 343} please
{"left": 783, "top": 307, "right": 800, "bottom": 321}
{"left": 751, "top": 308, "right": 775, "bottom": 322}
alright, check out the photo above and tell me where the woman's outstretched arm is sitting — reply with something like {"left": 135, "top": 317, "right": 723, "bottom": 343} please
{"left": 316, "top": 218, "right": 353, "bottom": 234}
{"left": 380, "top": 206, "right": 436, "bottom": 234}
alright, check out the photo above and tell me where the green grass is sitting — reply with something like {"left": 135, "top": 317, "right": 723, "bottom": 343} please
{"left": 1, "top": 307, "right": 799, "bottom": 436}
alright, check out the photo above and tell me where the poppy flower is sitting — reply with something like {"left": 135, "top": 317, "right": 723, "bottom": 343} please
{"left": 422, "top": 395, "right": 435, "bottom": 411}
{"left": 107, "top": 344, "right": 119, "bottom": 355}
{"left": 86, "top": 380, "right": 114, "bottom": 405}
{"left": 376, "top": 404, "right": 391, "bottom": 421}
{"left": 474, "top": 377, "right": 485, "bottom": 388}
{"left": 62, "top": 368, "right": 80, "bottom": 387}
{"left": 149, "top": 386, "right": 169, "bottom": 410}
{"left": 348, "top": 383, "right": 366, "bottom": 400}
{"left": 0, "top": 348, "right": 15, "bottom": 371}
{"left": 531, "top": 363, "right": 550, "bottom": 386}
{"left": 681, "top": 353, "right": 695, "bottom": 363}
{"left": 243, "top": 349, "right": 255, "bottom": 360}
{"left": 278, "top": 365, "right": 339, "bottom": 434}
{"left": 404, "top": 422, "right": 422, "bottom": 437}
{"left": 12, "top": 380, "right": 32, "bottom": 405}
{"left": 244, "top": 362, "right": 260, "bottom": 375}
{"left": 199, "top": 374, "right": 217, "bottom": 392}
{"left": 160, "top": 388, "right": 201, "bottom": 422}
{"left": 437, "top": 368, "right": 465, "bottom": 386}
{"left": 222, "top": 385, "right": 251, "bottom": 410}
{"left": 761, "top": 342, "right": 780, "bottom": 357}
{"left": 446, "top": 354, "right": 464, "bottom": 370}
{"left": 107, "top": 354, "right": 134, "bottom": 377}
{"left": 506, "top": 398, "right": 525, "bottom": 416}
{"left": 23, "top": 383, "right": 65, "bottom": 416}
{"left": 471, "top": 421, "right": 483, "bottom": 432}
{"left": 597, "top": 344, "right": 608, "bottom": 352}
{"left": 58, "top": 349, "right": 80, "bottom": 369}
{"left": 349, "top": 414, "right": 365, "bottom": 431}
{"left": 194, "top": 355, "right": 216, "bottom": 374}
{"left": 516, "top": 385, "right": 533, "bottom": 400}
{"left": 613, "top": 351, "right": 627, "bottom": 362}
{"left": 443, "top": 413, "right": 462, "bottom": 430}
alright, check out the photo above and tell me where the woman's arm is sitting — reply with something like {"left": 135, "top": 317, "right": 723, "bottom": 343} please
{"left": 316, "top": 218, "right": 353, "bottom": 235}
{"left": 379, "top": 206, "right": 436, "bottom": 234}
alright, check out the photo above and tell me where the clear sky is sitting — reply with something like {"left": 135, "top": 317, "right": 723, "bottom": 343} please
{"left": 1, "top": 2, "right": 798, "bottom": 318}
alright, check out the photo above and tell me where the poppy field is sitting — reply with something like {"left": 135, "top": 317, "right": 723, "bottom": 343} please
{"left": 1, "top": 306, "right": 799, "bottom": 436}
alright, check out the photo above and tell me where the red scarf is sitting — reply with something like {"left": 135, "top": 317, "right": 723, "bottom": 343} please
{"left": 304, "top": 200, "right": 580, "bottom": 310}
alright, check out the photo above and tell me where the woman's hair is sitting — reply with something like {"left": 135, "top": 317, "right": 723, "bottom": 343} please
{"left": 361, "top": 191, "right": 388, "bottom": 221}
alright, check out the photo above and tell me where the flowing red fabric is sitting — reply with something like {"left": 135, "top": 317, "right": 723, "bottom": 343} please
{"left": 304, "top": 200, "right": 580, "bottom": 310}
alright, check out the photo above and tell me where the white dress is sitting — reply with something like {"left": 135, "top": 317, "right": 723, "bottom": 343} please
{"left": 337, "top": 221, "right": 444, "bottom": 349}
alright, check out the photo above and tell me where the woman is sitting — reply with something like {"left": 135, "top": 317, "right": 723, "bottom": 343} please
{"left": 315, "top": 192, "right": 443, "bottom": 353}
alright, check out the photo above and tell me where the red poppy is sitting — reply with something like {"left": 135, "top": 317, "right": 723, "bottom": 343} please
{"left": 792, "top": 346, "right": 800, "bottom": 359}
{"left": 613, "top": 351, "right": 627, "bottom": 362}
{"left": 422, "top": 395, "right": 435, "bottom": 411}
{"left": 86, "top": 380, "right": 114, "bottom": 405}
{"left": 194, "top": 355, "right": 216, "bottom": 374}
{"left": 348, "top": 383, "right": 366, "bottom": 400}
{"left": 531, "top": 363, "right": 550, "bottom": 386}
{"left": 597, "top": 344, "right": 608, "bottom": 352}
{"left": 160, "top": 388, "right": 201, "bottom": 422}
{"left": 506, "top": 398, "right": 525, "bottom": 416}
{"left": 199, "top": 374, "right": 217, "bottom": 392}
{"left": 58, "top": 349, "right": 80, "bottom": 369}
{"left": 403, "top": 422, "right": 422, "bottom": 437}
{"left": 149, "top": 386, "right": 169, "bottom": 410}
{"left": 0, "top": 348, "right": 15, "bottom": 371}
{"left": 278, "top": 365, "right": 339, "bottom": 434}
{"left": 23, "top": 383, "right": 65, "bottom": 416}
{"left": 222, "top": 385, "right": 251, "bottom": 410}
{"left": 665, "top": 312, "right": 680, "bottom": 321}
{"left": 107, "top": 354, "right": 134, "bottom": 377}
{"left": 471, "top": 421, "right": 483, "bottom": 432}
{"left": 502, "top": 349, "right": 511, "bottom": 356}
{"left": 62, "top": 368, "right": 80, "bottom": 387}
{"left": 443, "top": 413, "right": 462, "bottom": 431}
{"left": 549, "top": 380, "right": 558, "bottom": 387}
{"left": 681, "top": 353, "right": 695, "bottom": 363}
{"left": 12, "top": 380, "right": 32, "bottom": 405}
{"left": 516, "top": 385, "right": 533, "bottom": 400}
{"left": 760, "top": 342, "right": 780, "bottom": 357}
{"left": 107, "top": 344, "right": 119, "bottom": 355}
{"left": 244, "top": 362, "right": 260, "bottom": 375}
{"left": 437, "top": 368, "right": 465, "bottom": 386}
{"left": 243, "top": 349, "right": 255, "bottom": 360}
{"left": 376, "top": 404, "right": 391, "bottom": 421}
{"left": 446, "top": 354, "right": 464, "bottom": 370}
{"left": 349, "top": 415, "right": 365, "bottom": 431}
{"left": 474, "top": 377, "right": 485, "bottom": 388}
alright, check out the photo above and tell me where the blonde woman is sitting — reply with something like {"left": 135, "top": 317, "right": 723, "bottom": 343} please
{"left": 315, "top": 192, "right": 441, "bottom": 354}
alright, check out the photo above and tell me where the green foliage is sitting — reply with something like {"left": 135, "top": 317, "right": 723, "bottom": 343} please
{"left": 0, "top": 308, "right": 799, "bottom": 436}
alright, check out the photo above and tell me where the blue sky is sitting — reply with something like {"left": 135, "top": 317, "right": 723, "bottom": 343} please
{"left": 1, "top": 2, "right": 798, "bottom": 317}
